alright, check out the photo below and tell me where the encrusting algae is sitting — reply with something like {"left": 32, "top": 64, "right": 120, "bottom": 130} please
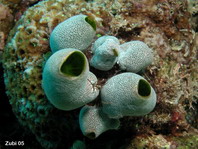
{"left": 1, "top": 0, "right": 198, "bottom": 148}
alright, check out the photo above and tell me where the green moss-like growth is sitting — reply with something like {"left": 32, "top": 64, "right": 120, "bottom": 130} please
{"left": 138, "top": 79, "right": 151, "bottom": 97}
{"left": 60, "top": 51, "right": 85, "bottom": 77}
{"left": 85, "top": 16, "right": 96, "bottom": 31}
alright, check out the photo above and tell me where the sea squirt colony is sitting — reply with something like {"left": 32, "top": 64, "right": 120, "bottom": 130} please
{"left": 43, "top": 14, "right": 157, "bottom": 138}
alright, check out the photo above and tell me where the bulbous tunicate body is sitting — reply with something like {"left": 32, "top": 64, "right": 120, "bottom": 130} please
{"left": 42, "top": 48, "right": 99, "bottom": 110}
{"left": 118, "top": 41, "right": 153, "bottom": 73}
{"left": 90, "top": 37, "right": 120, "bottom": 71}
{"left": 101, "top": 72, "right": 156, "bottom": 119}
{"left": 79, "top": 105, "right": 120, "bottom": 139}
{"left": 91, "top": 35, "right": 120, "bottom": 53}
{"left": 50, "top": 14, "right": 96, "bottom": 53}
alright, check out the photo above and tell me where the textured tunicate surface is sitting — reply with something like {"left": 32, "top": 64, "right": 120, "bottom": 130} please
{"left": 50, "top": 14, "right": 96, "bottom": 53}
{"left": 90, "top": 37, "right": 120, "bottom": 71}
{"left": 79, "top": 105, "right": 120, "bottom": 139}
{"left": 118, "top": 41, "right": 153, "bottom": 73}
{"left": 101, "top": 73, "right": 156, "bottom": 119}
{"left": 91, "top": 35, "right": 120, "bottom": 53}
{"left": 42, "top": 48, "right": 99, "bottom": 110}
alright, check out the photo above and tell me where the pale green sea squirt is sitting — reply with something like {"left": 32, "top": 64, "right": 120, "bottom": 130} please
{"left": 79, "top": 105, "right": 120, "bottom": 139}
{"left": 91, "top": 35, "right": 120, "bottom": 53}
{"left": 90, "top": 36, "right": 120, "bottom": 71}
{"left": 117, "top": 41, "right": 154, "bottom": 73}
{"left": 42, "top": 48, "right": 99, "bottom": 110}
{"left": 101, "top": 72, "right": 156, "bottom": 119}
{"left": 50, "top": 14, "right": 96, "bottom": 53}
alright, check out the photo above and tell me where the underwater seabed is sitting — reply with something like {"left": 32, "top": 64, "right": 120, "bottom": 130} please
{"left": 0, "top": 0, "right": 198, "bottom": 149}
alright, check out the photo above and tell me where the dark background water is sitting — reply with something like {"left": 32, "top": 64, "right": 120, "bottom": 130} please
{"left": 0, "top": 63, "right": 39, "bottom": 148}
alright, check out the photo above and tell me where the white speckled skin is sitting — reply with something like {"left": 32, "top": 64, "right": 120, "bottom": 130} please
{"left": 91, "top": 35, "right": 120, "bottom": 53}
{"left": 42, "top": 48, "right": 99, "bottom": 110}
{"left": 79, "top": 105, "right": 120, "bottom": 139}
{"left": 118, "top": 41, "right": 153, "bottom": 73}
{"left": 101, "top": 73, "right": 157, "bottom": 119}
{"left": 50, "top": 14, "right": 96, "bottom": 53}
{"left": 90, "top": 36, "right": 121, "bottom": 71}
